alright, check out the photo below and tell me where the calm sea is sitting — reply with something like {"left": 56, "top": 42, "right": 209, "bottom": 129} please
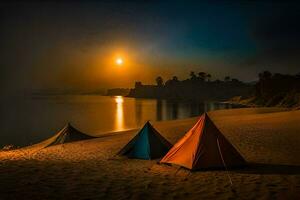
{"left": 0, "top": 95, "right": 244, "bottom": 147}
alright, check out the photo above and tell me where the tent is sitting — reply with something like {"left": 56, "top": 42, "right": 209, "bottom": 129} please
{"left": 45, "top": 123, "right": 96, "bottom": 147}
{"left": 118, "top": 121, "right": 172, "bottom": 160}
{"left": 160, "top": 113, "right": 246, "bottom": 170}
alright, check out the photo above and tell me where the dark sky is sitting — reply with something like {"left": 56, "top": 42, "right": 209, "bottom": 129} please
{"left": 1, "top": 1, "right": 300, "bottom": 93}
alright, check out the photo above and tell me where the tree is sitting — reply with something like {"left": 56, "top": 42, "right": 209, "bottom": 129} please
{"left": 172, "top": 76, "right": 179, "bottom": 82}
{"left": 190, "top": 71, "right": 197, "bottom": 81}
{"left": 155, "top": 76, "right": 164, "bottom": 87}
{"left": 165, "top": 76, "right": 179, "bottom": 87}
{"left": 256, "top": 71, "right": 272, "bottom": 99}
{"left": 258, "top": 71, "right": 272, "bottom": 81}
{"left": 215, "top": 79, "right": 221, "bottom": 84}
{"left": 224, "top": 76, "right": 231, "bottom": 82}
{"left": 198, "top": 72, "right": 206, "bottom": 81}
{"left": 231, "top": 78, "right": 240, "bottom": 83}
{"left": 206, "top": 74, "right": 212, "bottom": 82}
{"left": 135, "top": 81, "right": 142, "bottom": 88}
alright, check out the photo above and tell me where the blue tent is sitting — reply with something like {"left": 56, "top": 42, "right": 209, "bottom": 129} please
{"left": 118, "top": 121, "right": 172, "bottom": 159}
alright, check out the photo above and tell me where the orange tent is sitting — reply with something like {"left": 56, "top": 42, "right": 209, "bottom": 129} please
{"left": 160, "top": 113, "right": 246, "bottom": 170}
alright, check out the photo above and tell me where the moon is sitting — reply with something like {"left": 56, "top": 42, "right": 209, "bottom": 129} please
{"left": 116, "top": 58, "right": 123, "bottom": 65}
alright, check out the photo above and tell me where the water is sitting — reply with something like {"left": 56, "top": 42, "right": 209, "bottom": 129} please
{"left": 0, "top": 95, "right": 244, "bottom": 147}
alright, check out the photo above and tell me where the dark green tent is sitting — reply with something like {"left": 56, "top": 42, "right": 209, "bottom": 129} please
{"left": 118, "top": 121, "right": 172, "bottom": 160}
{"left": 45, "top": 123, "right": 96, "bottom": 147}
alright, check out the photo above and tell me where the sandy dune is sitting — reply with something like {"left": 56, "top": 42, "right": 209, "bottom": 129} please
{"left": 0, "top": 108, "right": 300, "bottom": 199}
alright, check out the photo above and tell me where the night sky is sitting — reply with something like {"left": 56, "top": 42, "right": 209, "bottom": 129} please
{"left": 1, "top": 1, "right": 300, "bottom": 94}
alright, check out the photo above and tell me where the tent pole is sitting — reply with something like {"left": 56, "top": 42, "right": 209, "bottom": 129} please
{"left": 217, "top": 137, "right": 233, "bottom": 186}
{"left": 174, "top": 166, "right": 182, "bottom": 175}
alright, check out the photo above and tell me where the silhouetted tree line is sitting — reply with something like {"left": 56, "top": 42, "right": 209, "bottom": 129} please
{"left": 253, "top": 71, "right": 300, "bottom": 107}
{"left": 128, "top": 71, "right": 252, "bottom": 101}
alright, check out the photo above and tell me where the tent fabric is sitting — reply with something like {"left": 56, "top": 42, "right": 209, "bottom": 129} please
{"left": 118, "top": 121, "right": 172, "bottom": 160}
{"left": 160, "top": 113, "right": 246, "bottom": 170}
{"left": 45, "top": 123, "right": 96, "bottom": 147}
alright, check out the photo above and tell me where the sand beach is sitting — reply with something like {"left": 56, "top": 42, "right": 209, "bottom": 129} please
{"left": 0, "top": 108, "right": 299, "bottom": 200}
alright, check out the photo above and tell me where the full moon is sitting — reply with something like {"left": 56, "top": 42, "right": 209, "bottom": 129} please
{"left": 116, "top": 58, "right": 123, "bottom": 65}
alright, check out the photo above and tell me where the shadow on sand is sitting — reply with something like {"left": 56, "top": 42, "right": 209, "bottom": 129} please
{"left": 235, "top": 162, "right": 300, "bottom": 175}
{"left": 154, "top": 162, "right": 300, "bottom": 175}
